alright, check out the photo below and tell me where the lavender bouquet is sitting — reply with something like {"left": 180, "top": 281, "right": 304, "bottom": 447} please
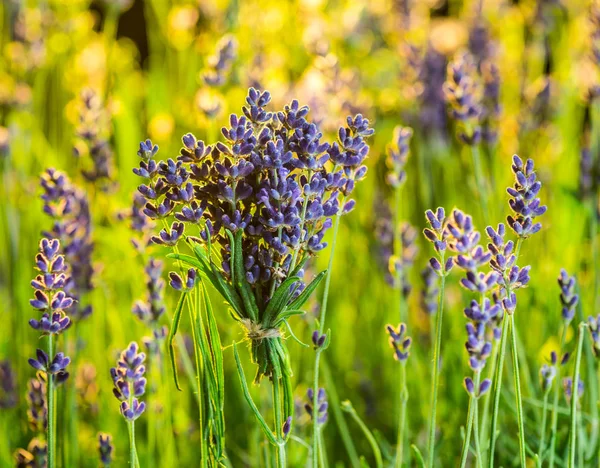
{"left": 134, "top": 87, "right": 372, "bottom": 465}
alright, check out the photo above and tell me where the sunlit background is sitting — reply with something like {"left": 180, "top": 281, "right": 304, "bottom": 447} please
{"left": 0, "top": 0, "right": 599, "bottom": 466}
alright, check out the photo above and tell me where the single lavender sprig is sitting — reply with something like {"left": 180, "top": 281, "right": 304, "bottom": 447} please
{"left": 386, "top": 323, "right": 411, "bottom": 468}
{"left": 41, "top": 168, "right": 94, "bottom": 323}
{"left": 548, "top": 270, "right": 579, "bottom": 468}
{"left": 14, "top": 438, "right": 47, "bottom": 468}
{"left": 488, "top": 155, "right": 546, "bottom": 468}
{"left": 98, "top": 433, "right": 114, "bottom": 467}
{"left": 28, "top": 238, "right": 73, "bottom": 468}
{"left": 111, "top": 342, "right": 146, "bottom": 467}
{"left": 538, "top": 351, "right": 569, "bottom": 462}
{"left": 567, "top": 322, "right": 586, "bottom": 468}
{"left": 423, "top": 207, "right": 453, "bottom": 466}
{"left": 444, "top": 209, "right": 496, "bottom": 468}
{"left": 0, "top": 360, "right": 17, "bottom": 409}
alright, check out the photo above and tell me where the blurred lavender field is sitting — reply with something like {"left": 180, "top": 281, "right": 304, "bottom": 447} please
{"left": 1, "top": 0, "right": 599, "bottom": 467}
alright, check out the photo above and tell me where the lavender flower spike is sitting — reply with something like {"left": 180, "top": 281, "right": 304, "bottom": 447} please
{"left": 558, "top": 269, "right": 578, "bottom": 323}
{"left": 506, "top": 155, "right": 547, "bottom": 238}
{"left": 110, "top": 342, "right": 146, "bottom": 422}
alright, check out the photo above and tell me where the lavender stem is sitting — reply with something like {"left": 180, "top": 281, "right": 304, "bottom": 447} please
{"left": 569, "top": 323, "right": 586, "bottom": 468}
{"left": 312, "top": 204, "right": 344, "bottom": 467}
{"left": 395, "top": 363, "right": 408, "bottom": 468}
{"left": 47, "top": 334, "right": 55, "bottom": 468}
{"left": 460, "top": 370, "right": 480, "bottom": 468}
{"left": 427, "top": 251, "right": 446, "bottom": 467}
{"left": 548, "top": 325, "right": 568, "bottom": 468}
{"left": 510, "top": 314, "right": 527, "bottom": 466}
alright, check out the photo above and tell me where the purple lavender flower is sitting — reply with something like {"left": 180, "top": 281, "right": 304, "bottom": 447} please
{"left": 588, "top": 315, "right": 600, "bottom": 356}
{"left": 98, "top": 432, "right": 114, "bottom": 466}
{"left": 14, "top": 438, "right": 47, "bottom": 468}
{"left": 386, "top": 126, "right": 413, "bottom": 188}
{"left": 443, "top": 52, "right": 482, "bottom": 145}
{"left": 0, "top": 360, "right": 17, "bottom": 408}
{"left": 40, "top": 169, "right": 94, "bottom": 322}
{"left": 132, "top": 259, "right": 166, "bottom": 324}
{"left": 423, "top": 207, "right": 454, "bottom": 275}
{"left": 133, "top": 88, "right": 373, "bottom": 383}
{"left": 28, "top": 238, "right": 73, "bottom": 336}
{"left": 386, "top": 323, "right": 412, "bottom": 361}
{"left": 202, "top": 35, "right": 238, "bottom": 87}
{"left": 73, "top": 89, "right": 115, "bottom": 185}
{"left": 26, "top": 378, "right": 47, "bottom": 433}
{"left": 420, "top": 266, "right": 439, "bottom": 316}
{"left": 305, "top": 387, "right": 328, "bottom": 424}
{"left": 419, "top": 45, "right": 448, "bottom": 137}
{"left": 480, "top": 61, "right": 501, "bottom": 144}
{"left": 540, "top": 351, "right": 569, "bottom": 393}
{"left": 563, "top": 377, "right": 584, "bottom": 404}
{"left": 111, "top": 342, "right": 146, "bottom": 421}
{"left": 506, "top": 155, "right": 547, "bottom": 238}
{"left": 557, "top": 269, "right": 578, "bottom": 323}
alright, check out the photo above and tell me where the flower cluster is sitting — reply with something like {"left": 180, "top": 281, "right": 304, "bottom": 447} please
{"left": 557, "top": 269, "right": 578, "bottom": 323}
{"left": 588, "top": 314, "right": 600, "bottom": 356}
{"left": 26, "top": 378, "right": 47, "bottom": 433}
{"left": 41, "top": 168, "right": 94, "bottom": 322}
{"left": 132, "top": 259, "right": 168, "bottom": 355}
{"left": 443, "top": 52, "right": 482, "bottom": 145}
{"left": 480, "top": 61, "right": 501, "bottom": 143}
{"left": 420, "top": 266, "right": 439, "bottom": 316}
{"left": 540, "top": 351, "right": 569, "bottom": 393}
{"left": 110, "top": 342, "right": 147, "bottom": 422}
{"left": 423, "top": 207, "right": 453, "bottom": 275}
{"left": 305, "top": 387, "right": 328, "bottom": 425}
{"left": 563, "top": 377, "right": 584, "bottom": 404}
{"left": 98, "top": 433, "right": 114, "bottom": 467}
{"left": 0, "top": 360, "right": 17, "bottom": 409}
{"left": 14, "top": 438, "right": 47, "bottom": 468}
{"left": 73, "top": 88, "right": 115, "bottom": 185}
{"left": 28, "top": 238, "right": 72, "bottom": 383}
{"left": 386, "top": 323, "right": 412, "bottom": 362}
{"left": 133, "top": 88, "right": 373, "bottom": 379}
{"left": 202, "top": 34, "right": 238, "bottom": 87}
{"left": 506, "top": 155, "right": 547, "bottom": 238}
{"left": 385, "top": 126, "right": 413, "bottom": 188}
{"left": 486, "top": 223, "right": 531, "bottom": 315}
{"left": 375, "top": 213, "right": 419, "bottom": 294}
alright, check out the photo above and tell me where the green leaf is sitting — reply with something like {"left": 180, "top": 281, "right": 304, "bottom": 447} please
{"left": 168, "top": 291, "right": 188, "bottom": 391}
{"left": 232, "top": 230, "right": 259, "bottom": 322}
{"left": 262, "top": 276, "right": 301, "bottom": 326}
{"left": 232, "top": 342, "right": 278, "bottom": 446}
{"left": 167, "top": 252, "right": 203, "bottom": 270}
{"left": 273, "top": 309, "right": 305, "bottom": 327}
{"left": 282, "top": 319, "right": 309, "bottom": 347}
{"left": 287, "top": 270, "right": 327, "bottom": 311}
{"left": 411, "top": 445, "right": 426, "bottom": 468}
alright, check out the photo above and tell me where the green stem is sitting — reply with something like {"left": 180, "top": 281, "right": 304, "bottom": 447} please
{"left": 474, "top": 383, "right": 483, "bottom": 468}
{"left": 471, "top": 145, "right": 489, "bottom": 222}
{"left": 427, "top": 254, "right": 446, "bottom": 467}
{"left": 321, "top": 357, "right": 360, "bottom": 467}
{"left": 128, "top": 420, "right": 137, "bottom": 467}
{"left": 395, "top": 363, "right": 408, "bottom": 468}
{"left": 479, "top": 338, "right": 498, "bottom": 463}
{"left": 393, "top": 185, "right": 405, "bottom": 323}
{"left": 460, "top": 371, "right": 481, "bottom": 468}
{"left": 47, "top": 334, "right": 55, "bottom": 468}
{"left": 539, "top": 390, "right": 550, "bottom": 463}
{"left": 312, "top": 205, "right": 344, "bottom": 467}
{"left": 569, "top": 323, "right": 586, "bottom": 468}
{"left": 549, "top": 326, "right": 568, "bottom": 468}
{"left": 342, "top": 401, "right": 383, "bottom": 468}
{"left": 510, "top": 314, "right": 527, "bottom": 467}
{"left": 487, "top": 314, "right": 509, "bottom": 468}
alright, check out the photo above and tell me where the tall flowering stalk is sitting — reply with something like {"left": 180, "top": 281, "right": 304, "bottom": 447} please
{"left": 443, "top": 51, "right": 489, "bottom": 220}
{"left": 110, "top": 342, "right": 146, "bottom": 468}
{"left": 386, "top": 323, "right": 412, "bottom": 467}
{"left": 547, "top": 269, "right": 579, "bottom": 465}
{"left": 488, "top": 155, "right": 546, "bottom": 468}
{"left": 385, "top": 126, "right": 414, "bottom": 323}
{"left": 27, "top": 238, "right": 73, "bottom": 468}
{"left": 423, "top": 207, "right": 453, "bottom": 466}
{"left": 567, "top": 322, "right": 586, "bottom": 467}
{"left": 443, "top": 209, "right": 498, "bottom": 467}
{"left": 539, "top": 351, "right": 569, "bottom": 462}
{"left": 133, "top": 88, "right": 373, "bottom": 466}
